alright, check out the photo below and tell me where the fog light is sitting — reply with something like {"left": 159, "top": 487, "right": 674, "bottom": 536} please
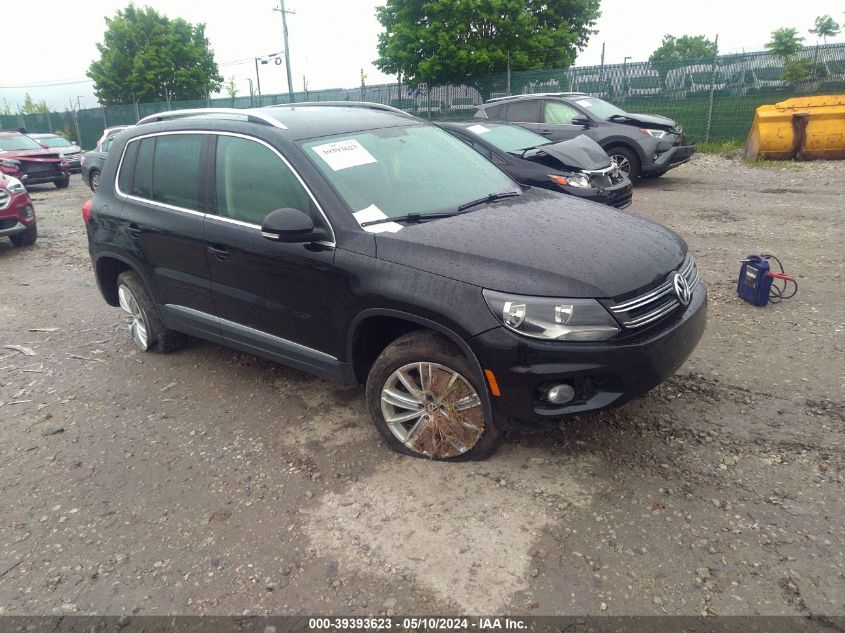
{"left": 20, "top": 205, "right": 34, "bottom": 219}
{"left": 545, "top": 383, "right": 575, "bottom": 405}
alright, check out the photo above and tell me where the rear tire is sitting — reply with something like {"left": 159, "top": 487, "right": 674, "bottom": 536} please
{"left": 89, "top": 170, "right": 100, "bottom": 192}
{"left": 366, "top": 331, "right": 503, "bottom": 461}
{"left": 116, "top": 270, "right": 187, "bottom": 354}
{"left": 642, "top": 171, "right": 667, "bottom": 180}
{"left": 9, "top": 223, "right": 37, "bottom": 247}
{"left": 54, "top": 176, "right": 70, "bottom": 189}
{"left": 607, "top": 146, "right": 641, "bottom": 181}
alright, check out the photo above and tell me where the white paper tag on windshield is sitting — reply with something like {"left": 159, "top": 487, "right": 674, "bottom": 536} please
{"left": 466, "top": 124, "right": 491, "bottom": 135}
{"left": 311, "top": 139, "right": 377, "bottom": 171}
{"left": 352, "top": 204, "right": 402, "bottom": 233}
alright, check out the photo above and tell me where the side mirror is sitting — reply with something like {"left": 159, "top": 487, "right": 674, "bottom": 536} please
{"left": 40, "top": 143, "right": 50, "bottom": 149}
{"left": 260, "top": 208, "right": 323, "bottom": 243}
{"left": 571, "top": 115, "right": 590, "bottom": 127}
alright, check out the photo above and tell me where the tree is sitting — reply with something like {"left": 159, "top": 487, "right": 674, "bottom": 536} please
{"left": 225, "top": 76, "right": 238, "bottom": 99}
{"left": 374, "top": 0, "right": 601, "bottom": 96}
{"left": 0, "top": 98, "right": 13, "bottom": 116}
{"left": 87, "top": 5, "right": 222, "bottom": 105}
{"left": 649, "top": 35, "right": 717, "bottom": 63}
{"left": 765, "top": 27, "right": 805, "bottom": 59}
{"left": 21, "top": 93, "right": 50, "bottom": 114}
{"left": 809, "top": 15, "right": 840, "bottom": 44}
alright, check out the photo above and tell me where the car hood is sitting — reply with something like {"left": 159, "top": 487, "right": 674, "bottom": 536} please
{"left": 615, "top": 112, "right": 678, "bottom": 130}
{"left": 0, "top": 148, "right": 61, "bottom": 161}
{"left": 375, "top": 188, "right": 686, "bottom": 298}
{"left": 532, "top": 135, "right": 611, "bottom": 171}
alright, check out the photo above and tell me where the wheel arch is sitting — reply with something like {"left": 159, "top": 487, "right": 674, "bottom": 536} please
{"left": 94, "top": 252, "right": 158, "bottom": 309}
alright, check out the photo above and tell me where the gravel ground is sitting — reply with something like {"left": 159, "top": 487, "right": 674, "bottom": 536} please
{"left": 0, "top": 156, "right": 843, "bottom": 618}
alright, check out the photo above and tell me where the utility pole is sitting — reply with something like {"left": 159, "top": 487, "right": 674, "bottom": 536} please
{"left": 274, "top": 0, "right": 295, "bottom": 103}
{"left": 600, "top": 42, "right": 606, "bottom": 81}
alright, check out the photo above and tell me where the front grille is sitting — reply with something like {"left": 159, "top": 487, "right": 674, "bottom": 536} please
{"left": 0, "top": 190, "right": 9, "bottom": 210}
{"left": 0, "top": 217, "right": 18, "bottom": 230}
{"left": 608, "top": 256, "right": 700, "bottom": 329}
{"left": 22, "top": 162, "right": 57, "bottom": 176}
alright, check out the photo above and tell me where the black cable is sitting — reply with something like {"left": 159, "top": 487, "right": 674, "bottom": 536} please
{"left": 761, "top": 253, "right": 798, "bottom": 303}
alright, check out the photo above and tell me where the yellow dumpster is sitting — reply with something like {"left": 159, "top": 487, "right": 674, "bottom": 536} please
{"left": 744, "top": 95, "right": 845, "bottom": 161}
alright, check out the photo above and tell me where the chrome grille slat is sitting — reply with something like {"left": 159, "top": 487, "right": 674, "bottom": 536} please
{"left": 609, "top": 255, "right": 700, "bottom": 330}
{"left": 0, "top": 190, "right": 10, "bottom": 210}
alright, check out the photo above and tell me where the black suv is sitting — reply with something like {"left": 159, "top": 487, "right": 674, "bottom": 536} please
{"left": 474, "top": 93, "right": 696, "bottom": 180}
{"left": 84, "top": 104, "right": 706, "bottom": 461}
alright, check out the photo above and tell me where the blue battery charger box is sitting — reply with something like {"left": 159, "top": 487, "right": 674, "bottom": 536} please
{"left": 737, "top": 255, "right": 774, "bottom": 307}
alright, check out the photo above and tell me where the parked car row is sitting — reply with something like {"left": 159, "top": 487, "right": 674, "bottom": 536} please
{"left": 82, "top": 103, "right": 706, "bottom": 461}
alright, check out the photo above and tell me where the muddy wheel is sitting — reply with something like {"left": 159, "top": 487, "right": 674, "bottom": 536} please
{"left": 116, "top": 270, "right": 186, "bottom": 353}
{"left": 9, "top": 223, "right": 37, "bottom": 246}
{"left": 366, "top": 331, "right": 502, "bottom": 460}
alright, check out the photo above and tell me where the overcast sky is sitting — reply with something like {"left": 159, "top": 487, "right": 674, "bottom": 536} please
{"left": 1, "top": 0, "right": 841, "bottom": 111}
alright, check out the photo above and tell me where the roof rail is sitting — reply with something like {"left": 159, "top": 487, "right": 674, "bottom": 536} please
{"left": 263, "top": 101, "right": 410, "bottom": 116}
{"left": 136, "top": 108, "right": 288, "bottom": 130}
{"left": 485, "top": 92, "right": 588, "bottom": 103}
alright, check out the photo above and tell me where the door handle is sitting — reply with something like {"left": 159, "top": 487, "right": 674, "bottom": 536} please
{"left": 539, "top": 129, "right": 553, "bottom": 136}
{"left": 125, "top": 223, "right": 141, "bottom": 239}
{"left": 207, "top": 245, "right": 229, "bottom": 261}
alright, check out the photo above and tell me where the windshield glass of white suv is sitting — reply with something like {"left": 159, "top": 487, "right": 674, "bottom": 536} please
{"left": 302, "top": 125, "right": 520, "bottom": 219}
{"left": 573, "top": 97, "right": 628, "bottom": 119}
{"left": 467, "top": 124, "right": 552, "bottom": 153}
{"left": 38, "top": 136, "right": 72, "bottom": 148}
{"left": 0, "top": 135, "right": 44, "bottom": 151}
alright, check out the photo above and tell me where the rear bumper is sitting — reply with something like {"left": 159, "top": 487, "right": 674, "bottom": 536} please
{"left": 469, "top": 283, "right": 707, "bottom": 431}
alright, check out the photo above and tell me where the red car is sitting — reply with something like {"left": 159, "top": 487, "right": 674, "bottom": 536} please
{"left": 0, "top": 132, "right": 70, "bottom": 188}
{"left": 0, "top": 172, "right": 37, "bottom": 246}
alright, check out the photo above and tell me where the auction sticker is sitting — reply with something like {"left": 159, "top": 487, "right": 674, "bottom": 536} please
{"left": 311, "top": 139, "right": 377, "bottom": 171}
{"left": 466, "top": 124, "right": 491, "bottom": 135}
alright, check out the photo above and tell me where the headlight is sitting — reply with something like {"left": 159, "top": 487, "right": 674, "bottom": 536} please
{"left": 548, "top": 173, "right": 591, "bottom": 189}
{"left": 1, "top": 159, "right": 21, "bottom": 169}
{"left": 640, "top": 128, "right": 668, "bottom": 139}
{"left": 483, "top": 290, "right": 621, "bottom": 341}
{"left": 4, "top": 176, "right": 26, "bottom": 194}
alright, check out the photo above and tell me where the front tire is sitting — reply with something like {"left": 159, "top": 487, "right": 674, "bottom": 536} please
{"left": 9, "top": 223, "right": 37, "bottom": 247}
{"left": 54, "top": 176, "right": 70, "bottom": 189}
{"left": 366, "top": 331, "right": 503, "bottom": 461}
{"left": 608, "top": 146, "right": 641, "bottom": 181}
{"left": 116, "top": 270, "right": 186, "bottom": 353}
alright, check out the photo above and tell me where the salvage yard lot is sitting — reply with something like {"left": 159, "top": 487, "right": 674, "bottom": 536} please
{"left": 0, "top": 156, "right": 843, "bottom": 617}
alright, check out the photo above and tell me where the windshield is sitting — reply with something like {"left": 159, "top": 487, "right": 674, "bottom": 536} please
{"left": 37, "top": 136, "right": 72, "bottom": 148}
{"left": 0, "top": 135, "right": 44, "bottom": 151}
{"left": 571, "top": 97, "right": 628, "bottom": 119}
{"left": 302, "top": 125, "right": 519, "bottom": 220}
{"left": 463, "top": 123, "right": 552, "bottom": 153}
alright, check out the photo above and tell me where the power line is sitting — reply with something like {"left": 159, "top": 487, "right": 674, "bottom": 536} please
{"left": 0, "top": 78, "right": 93, "bottom": 89}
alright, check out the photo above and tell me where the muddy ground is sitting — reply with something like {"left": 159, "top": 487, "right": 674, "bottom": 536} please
{"left": 0, "top": 156, "right": 843, "bottom": 618}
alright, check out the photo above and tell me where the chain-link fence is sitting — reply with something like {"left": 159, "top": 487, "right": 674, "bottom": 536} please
{"left": 2, "top": 43, "right": 844, "bottom": 149}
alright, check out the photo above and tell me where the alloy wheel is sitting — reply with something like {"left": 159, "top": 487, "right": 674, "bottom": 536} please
{"left": 118, "top": 284, "right": 150, "bottom": 351}
{"left": 611, "top": 154, "right": 631, "bottom": 175}
{"left": 91, "top": 172, "right": 100, "bottom": 191}
{"left": 380, "top": 362, "right": 484, "bottom": 458}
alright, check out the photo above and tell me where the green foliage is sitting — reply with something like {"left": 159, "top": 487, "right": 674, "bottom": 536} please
{"left": 87, "top": 4, "right": 223, "bottom": 105}
{"left": 374, "top": 0, "right": 601, "bottom": 95}
{"left": 649, "top": 35, "right": 717, "bottom": 63}
{"left": 765, "top": 28, "right": 805, "bottom": 59}
{"left": 225, "top": 76, "right": 238, "bottom": 99}
{"left": 0, "top": 98, "right": 12, "bottom": 116}
{"left": 21, "top": 93, "right": 50, "bottom": 114}
{"left": 809, "top": 15, "right": 840, "bottom": 43}
{"left": 697, "top": 139, "right": 743, "bottom": 156}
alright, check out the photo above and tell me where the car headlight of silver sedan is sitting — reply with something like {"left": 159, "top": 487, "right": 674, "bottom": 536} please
{"left": 483, "top": 290, "right": 621, "bottom": 341}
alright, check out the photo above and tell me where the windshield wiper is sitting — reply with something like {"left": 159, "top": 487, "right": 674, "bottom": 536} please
{"left": 457, "top": 191, "right": 521, "bottom": 212}
{"left": 360, "top": 212, "right": 458, "bottom": 228}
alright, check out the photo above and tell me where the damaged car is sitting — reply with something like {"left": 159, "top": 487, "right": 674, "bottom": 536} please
{"left": 437, "top": 121, "right": 632, "bottom": 209}
{"left": 0, "top": 173, "right": 37, "bottom": 246}
{"left": 474, "top": 93, "right": 696, "bottom": 180}
{"left": 0, "top": 132, "right": 71, "bottom": 188}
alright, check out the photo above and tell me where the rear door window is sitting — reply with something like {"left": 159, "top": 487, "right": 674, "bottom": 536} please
{"left": 150, "top": 135, "right": 204, "bottom": 210}
{"left": 505, "top": 100, "right": 540, "bottom": 123}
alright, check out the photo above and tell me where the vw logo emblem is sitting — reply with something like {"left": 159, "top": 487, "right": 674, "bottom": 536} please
{"left": 673, "top": 273, "right": 692, "bottom": 306}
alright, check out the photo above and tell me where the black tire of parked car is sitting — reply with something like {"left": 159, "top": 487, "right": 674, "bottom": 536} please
{"left": 54, "top": 176, "right": 70, "bottom": 189}
{"left": 9, "top": 223, "right": 37, "bottom": 247}
{"left": 89, "top": 170, "right": 100, "bottom": 192}
{"left": 116, "top": 270, "right": 187, "bottom": 354}
{"left": 365, "top": 330, "right": 503, "bottom": 461}
{"left": 607, "top": 146, "right": 641, "bottom": 181}
{"left": 642, "top": 171, "right": 667, "bottom": 179}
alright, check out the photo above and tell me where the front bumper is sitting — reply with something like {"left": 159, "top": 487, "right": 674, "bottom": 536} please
{"left": 643, "top": 144, "right": 697, "bottom": 175}
{"left": 469, "top": 282, "right": 707, "bottom": 430}
{"left": 559, "top": 179, "right": 633, "bottom": 210}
